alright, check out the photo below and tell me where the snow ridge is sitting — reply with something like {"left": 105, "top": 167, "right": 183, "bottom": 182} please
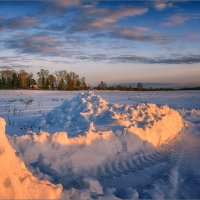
{"left": 10, "top": 92, "right": 183, "bottom": 186}
{"left": 38, "top": 91, "right": 183, "bottom": 147}
{"left": 1, "top": 92, "right": 185, "bottom": 199}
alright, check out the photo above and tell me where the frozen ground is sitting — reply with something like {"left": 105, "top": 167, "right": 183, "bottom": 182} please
{"left": 0, "top": 90, "right": 200, "bottom": 199}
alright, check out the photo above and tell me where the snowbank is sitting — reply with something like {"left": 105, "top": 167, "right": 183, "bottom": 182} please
{"left": 0, "top": 118, "right": 62, "bottom": 199}
{"left": 127, "top": 103, "right": 183, "bottom": 146}
{"left": 1, "top": 92, "right": 184, "bottom": 199}
{"left": 8, "top": 92, "right": 183, "bottom": 186}
{"left": 10, "top": 129, "right": 122, "bottom": 175}
{"left": 38, "top": 91, "right": 183, "bottom": 146}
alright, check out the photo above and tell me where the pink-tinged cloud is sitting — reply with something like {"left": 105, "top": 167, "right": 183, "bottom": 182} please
{"left": 90, "top": 8, "right": 148, "bottom": 28}
{"left": 83, "top": 6, "right": 165, "bottom": 43}
{"left": 154, "top": 1, "right": 172, "bottom": 11}
{"left": 53, "top": 0, "right": 80, "bottom": 7}
{"left": 30, "top": 35, "right": 57, "bottom": 43}
{"left": 20, "top": 17, "right": 38, "bottom": 26}
{"left": 5, "top": 33, "right": 66, "bottom": 56}
{"left": 116, "top": 28, "right": 165, "bottom": 42}
{"left": 163, "top": 14, "right": 199, "bottom": 26}
{"left": 0, "top": 16, "right": 38, "bottom": 32}
{"left": 91, "top": 18, "right": 117, "bottom": 28}
{"left": 155, "top": 2, "right": 167, "bottom": 10}
{"left": 134, "top": 26, "right": 149, "bottom": 31}
{"left": 112, "top": 8, "right": 149, "bottom": 18}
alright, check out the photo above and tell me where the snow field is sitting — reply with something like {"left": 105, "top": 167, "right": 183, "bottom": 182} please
{"left": 0, "top": 90, "right": 200, "bottom": 199}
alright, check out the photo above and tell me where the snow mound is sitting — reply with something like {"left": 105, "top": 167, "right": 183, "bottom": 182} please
{"left": 38, "top": 91, "right": 183, "bottom": 146}
{"left": 0, "top": 118, "right": 62, "bottom": 199}
{"left": 127, "top": 103, "right": 183, "bottom": 146}
{"left": 10, "top": 129, "right": 121, "bottom": 173}
{"left": 2, "top": 92, "right": 184, "bottom": 198}
{"left": 8, "top": 92, "right": 183, "bottom": 184}
{"left": 38, "top": 91, "right": 109, "bottom": 134}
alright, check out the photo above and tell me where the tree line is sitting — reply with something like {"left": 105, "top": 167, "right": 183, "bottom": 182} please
{"left": 2, "top": 70, "right": 198, "bottom": 91}
{"left": 95, "top": 81, "right": 144, "bottom": 91}
{"left": 95, "top": 81, "right": 200, "bottom": 91}
{"left": 0, "top": 69, "right": 88, "bottom": 90}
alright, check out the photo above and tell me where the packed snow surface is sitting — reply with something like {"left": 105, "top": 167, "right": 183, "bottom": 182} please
{"left": 1, "top": 90, "right": 200, "bottom": 199}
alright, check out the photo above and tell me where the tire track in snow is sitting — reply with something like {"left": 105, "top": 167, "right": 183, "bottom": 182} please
{"left": 82, "top": 134, "right": 184, "bottom": 199}
{"left": 90, "top": 136, "right": 182, "bottom": 182}
{"left": 148, "top": 124, "right": 200, "bottom": 199}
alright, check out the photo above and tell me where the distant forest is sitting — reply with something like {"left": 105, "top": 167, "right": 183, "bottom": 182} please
{"left": 0, "top": 69, "right": 87, "bottom": 90}
{"left": 0, "top": 69, "right": 199, "bottom": 91}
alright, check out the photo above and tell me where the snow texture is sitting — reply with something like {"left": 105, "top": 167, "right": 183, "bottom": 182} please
{"left": 2, "top": 91, "right": 200, "bottom": 199}
{"left": 37, "top": 91, "right": 183, "bottom": 146}
{"left": 0, "top": 118, "right": 62, "bottom": 199}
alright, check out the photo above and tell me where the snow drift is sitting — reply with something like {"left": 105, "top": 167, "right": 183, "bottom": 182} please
{"left": 1, "top": 92, "right": 184, "bottom": 199}
{"left": 38, "top": 91, "right": 183, "bottom": 146}
{"left": 127, "top": 103, "right": 183, "bottom": 146}
{"left": 8, "top": 92, "right": 183, "bottom": 188}
{"left": 0, "top": 118, "right": 62, "bottom": 199}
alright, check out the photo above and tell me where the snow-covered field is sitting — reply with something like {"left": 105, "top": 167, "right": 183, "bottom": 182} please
{"left": 0, "top": 90, "right": 200, "bottom": 199}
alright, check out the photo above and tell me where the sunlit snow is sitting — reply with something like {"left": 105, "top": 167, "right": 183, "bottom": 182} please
{"left": 0, "top": 90, "right": 200, "bottom": 199}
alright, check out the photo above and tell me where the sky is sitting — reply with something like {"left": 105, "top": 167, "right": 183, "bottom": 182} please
{"left": 0, "top": 0, "right": 200, "bottom": 85}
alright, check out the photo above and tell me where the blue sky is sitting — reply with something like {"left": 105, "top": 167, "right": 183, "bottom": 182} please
{"left": 0, "top": 0, "right": 200, "bottom": 85}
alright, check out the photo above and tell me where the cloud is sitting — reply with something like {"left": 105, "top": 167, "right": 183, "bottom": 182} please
{"left": 112, "top": 54, "right": 200, "bottom": 64}
{"left": 2, "top": 32, "right": 86, "bottom": 59}
{"left": 0, "top": 56, "right": 37, "bottom": 69}
{"left": 154, "top": 1, "right": 173, "bottom": 11}
{"left": 0, "top": 16, "right": 38, "bottom": 31}
{"left": 39, "top": 0, "right": 81, "bottom": 15}
{"left": 75, "top": 53, "right": 200, "bottom": 64}
{"left": 70, "top": 5, "right": 148, "bottom": 32}
{"left": 153, "top": 54, "right": 200, "bottom": 64}
{"left": 0, "top": 56, "right": 23, "bottom": 63}
{"left": 46, "top": 23, "right": 66, "bottom": 31}
{"left": 0, "top": 65, "right": 15, "bottom": 70}
{"left": 111, "top": 28, "right": 166, "bottom": 42}
{"left": 0, "top": 65, "right": 33, "bottom": 70}
{"left": 0, "top": 0, "right": 197, "bottom": 66}
{"left": 89, "top": 7, "right": 148, "bottom": 28}
{"left": 70, "top": 5, "right": 166, "bottom": 43}
{"left": 2, "top": 52, "right": 200, "bottom": 65}
{"left": 154, "top": 2, "right": 168, "bottom": 10}
{"left": 162, "top": 14, "right": 199, "bottom": 26}
{"left": 75, "top": 54, "right": 153, "bottom": 63}
{"left": 53, "top": 0, "right": 81, "bottom": 7}
{"left": 4, "top": 34, "right": 65, "bottom": 56}
{"left": 134, "top": 26, "right": 149, "bottom": 31}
